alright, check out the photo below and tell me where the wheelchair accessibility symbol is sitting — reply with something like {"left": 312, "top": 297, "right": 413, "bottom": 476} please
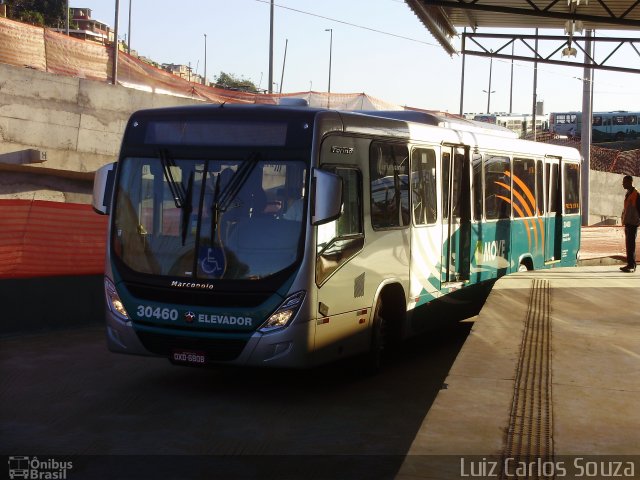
{"left": 199, "top": 247, "right": 225, "bottom": 277}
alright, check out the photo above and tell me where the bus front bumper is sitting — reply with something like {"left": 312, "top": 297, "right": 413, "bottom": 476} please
{"left": 105, "top": 308, "right": 314, "bottom": 368}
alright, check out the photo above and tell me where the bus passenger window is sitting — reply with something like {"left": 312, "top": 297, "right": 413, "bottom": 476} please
{"left": 484, "top": 156, "right": 511, "bottom": 220}
{"left": 441, "top": 151, "right": 464, "bottom": 220}
{"left": 512, "top": 158, "right": 536, "bottom": 218}
{"left": 411, "top": 148, "right": 437, "bottom": 225}
{"left": 451, "top": 152, "right": 464, "bottom": 219}
{"left": 564, "top": 163, "right": 580, "bottom": 214}
{"left": 442, "top": 152, "right": 450, "bottom": 219}
{"left": 369, "top": 142, "right": 410, "bottom": 229}
{"left": 546, "top": 162, "right": 560, "bottom": 213}
{"left": 472, "top": 154, "right": 483, "bottom": 221}
{"left": 536, "top": 160, "right": 544, "bottom": 215}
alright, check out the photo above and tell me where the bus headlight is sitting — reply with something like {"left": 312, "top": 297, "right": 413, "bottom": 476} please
{"left": 104, "top": 277, "right": 130, "bottom": 320}
{"left": 259, "top": 291, "right": 306, "bottom": 333}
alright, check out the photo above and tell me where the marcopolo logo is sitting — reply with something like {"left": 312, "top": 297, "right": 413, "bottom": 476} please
{"left": 170, "top": 280, "right": 214, "bottom": 290}
{"left": 8, "top": 456, "right": 73, "bottom": 479}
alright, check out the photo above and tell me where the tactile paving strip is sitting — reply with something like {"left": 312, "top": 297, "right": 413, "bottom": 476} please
{"left": 500, "top": 278, "right": 554, "bottom": 479}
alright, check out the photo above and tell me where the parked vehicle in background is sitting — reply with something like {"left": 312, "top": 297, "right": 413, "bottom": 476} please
{"left": 550, "top": 111, "right": 640, "bottom": 141}
{"left": 473, "top": 113, "right": 549, "bottom": 138}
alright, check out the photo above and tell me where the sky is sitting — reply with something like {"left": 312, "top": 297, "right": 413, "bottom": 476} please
{"left": 71, "top": 0, "right": 640, "bottom": 115}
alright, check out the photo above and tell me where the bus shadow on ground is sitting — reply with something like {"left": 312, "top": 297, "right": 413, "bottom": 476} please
{"left": 136, "top": 318, "right": 474, "bottom": 460}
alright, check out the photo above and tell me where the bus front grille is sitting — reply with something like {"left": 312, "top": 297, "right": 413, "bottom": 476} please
{"left": 125, "top": 282, "right": 271, "bottom": 307}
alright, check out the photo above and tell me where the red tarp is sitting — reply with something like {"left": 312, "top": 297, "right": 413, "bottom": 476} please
{"left": 44, "top": 28, "right": 109, "bottom": 81}
{"left": 0, "top": 17, "right": 401, "bottom": 110}
{"left": 0, "top": 17, "right": 46, "bottom": 71}
{"left": 0, "top": 200, "right": 107, "bottom": 279}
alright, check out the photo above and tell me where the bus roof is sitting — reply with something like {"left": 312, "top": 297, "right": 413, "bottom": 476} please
{"left": 125, "top": 104, "right": 580, "bottom": 161}
{"left": 356, "top": 110, "right": 519, "bottom": 138}
{"left": 128, "top": 104, "right": 514, "bottom": 139}
{"left": 338, "top": 110, "right": 581, "bottom": 161}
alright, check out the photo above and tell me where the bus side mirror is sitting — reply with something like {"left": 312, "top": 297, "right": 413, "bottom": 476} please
{"left": 92, "top": 162, "right": 116, "bottom": 215}
{"left": 312, "top": 169, "right": 342, "bottom": 226}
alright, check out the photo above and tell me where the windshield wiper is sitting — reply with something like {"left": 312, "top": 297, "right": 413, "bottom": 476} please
{"left": 207, "top": 152, "right": 261, "bottom": 245}
{"left": 210, "top": 171, "right": 222, "bottom": 245}
{"left": 158, "top": 149, "right": 193, "bottom": 246}
{"left": 159, "top": 149, "right": 187, "bottom": 208}
{"left": 180, "top": 170, "right": 194, "bottom": 246}
{"left": 217, "top": 152, "right": 261, "bottom": 213}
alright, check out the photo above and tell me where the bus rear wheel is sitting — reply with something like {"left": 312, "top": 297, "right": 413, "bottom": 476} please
{"left": 518, "top": 261, "right": 531, "bottom": 272}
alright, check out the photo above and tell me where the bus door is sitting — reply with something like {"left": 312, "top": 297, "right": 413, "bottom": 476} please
{"left": 544, "top": 156, "right": 562, "bottom": 264}
{"left": 441, "top": 145, "right": 471, "bottom": 286}
{"left": 409, "top": 146, "right": 440, "bottom": 305}
{"left": 314, "top": 136, "right": 372, "bottom": 364}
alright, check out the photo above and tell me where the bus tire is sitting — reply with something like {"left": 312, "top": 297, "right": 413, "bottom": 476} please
{"left": 615, "top": 132, "right": 625, "bottom": 141}
{"left": 363, "top": 299, "right": 387, "bottom": 374}
{"left": 518, "top": 259, "right": 533, "bottom": 272}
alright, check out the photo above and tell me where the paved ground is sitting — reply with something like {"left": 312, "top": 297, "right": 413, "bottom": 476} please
{"left": 397, "top": 265, "right": 640, "bottom": 479}
{"left": 0, "top": 321, "right": 473, "bottom": 479}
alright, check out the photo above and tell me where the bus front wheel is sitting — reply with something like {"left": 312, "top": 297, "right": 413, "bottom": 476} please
{"left": 364, "top": 300, "right": 387, "bottom": 374}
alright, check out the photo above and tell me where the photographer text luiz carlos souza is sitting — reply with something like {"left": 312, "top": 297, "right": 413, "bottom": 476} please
{"left": 460, "top": 457, "right": 636, "bottom": 478}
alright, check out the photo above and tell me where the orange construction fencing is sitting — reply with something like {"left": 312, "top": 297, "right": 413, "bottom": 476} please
{"left": 0, "top": 199, "right": 107, "bottom": 279}
{"left": 0, "top": 17, "right": 402, "bottom": 108}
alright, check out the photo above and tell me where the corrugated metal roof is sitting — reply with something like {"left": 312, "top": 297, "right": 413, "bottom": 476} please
{"left": 407, "top": 0, "right": 640, "bottom": 54}
{"left": 410, "top": 0, "right": 640, "bottom": 30}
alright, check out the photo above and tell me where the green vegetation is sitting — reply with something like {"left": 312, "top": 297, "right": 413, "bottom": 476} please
{"left": 6, "top": 0, "right": 67, "bottom": 27}
{"left": 214, "top": 71, "right": 260, "bottom": 93}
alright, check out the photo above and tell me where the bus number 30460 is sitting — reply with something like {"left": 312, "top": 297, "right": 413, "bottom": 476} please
{"left": 136, "top": 305, "right": 179, "bottom": 321}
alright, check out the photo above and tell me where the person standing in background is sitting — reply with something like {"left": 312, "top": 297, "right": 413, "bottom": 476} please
{"left": 620, "top": 175, "right": 640, "bottom": 273}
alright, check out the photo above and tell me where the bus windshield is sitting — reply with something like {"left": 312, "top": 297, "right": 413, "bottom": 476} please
{"left": 112, "top": 155, "right": 307, "bottom": 280}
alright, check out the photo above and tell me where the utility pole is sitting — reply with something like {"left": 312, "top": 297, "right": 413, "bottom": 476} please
{"left": 204, "top": 34, "right": 207, "bottom": 86}
{"left": 581, "top": 30, "right": 594, "bottom": 227}
{"left": 325, "top": 28, "right": 333, "bottom": 108}
{"left": 532, "top": 29, "right": 539, "bottom": 140}
{"left": 279, "top": 38, "right": 288, "bottom": 94}
{"left": 268, "top": 0, "right": 274, "bottom": 94}
{"left": 127, "top": 0, "right": 132, "bottom": 54}
{"left": 509, "top": 41, "right": 514, "bottom": 114}
{"left": 459, "top": 28, "right": 466, "bottom": 116}
{"left": 112, "top": 0, "right": 119, "bottom": 85}
{"left": 483, "top": 53, "right": 494, "bottom": 114}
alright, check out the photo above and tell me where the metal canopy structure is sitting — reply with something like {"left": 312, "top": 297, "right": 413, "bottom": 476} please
{"left": 407, "top": 0, "right": 640, "bottom": 32}
{"left": 405, "top": 0, "right": 640, "bottom": 74}
{"left": 405, "top": 1, "right": 640, "bottom": 226}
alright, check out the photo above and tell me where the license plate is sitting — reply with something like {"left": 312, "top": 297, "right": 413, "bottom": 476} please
{"left": 171, "top": 349, "right": 207, "bottom": 365}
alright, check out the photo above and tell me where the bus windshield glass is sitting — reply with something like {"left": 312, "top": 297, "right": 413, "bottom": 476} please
{"left": 112, "top": 155, "right": 307, "bottom": 280}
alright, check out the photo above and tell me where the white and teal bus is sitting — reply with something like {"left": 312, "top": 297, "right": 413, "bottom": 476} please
{"left": 550, "top": 110, "right": 640, "bottom": 141}
{"left": 92, "top": 104, "right": 582, "bottom": 369}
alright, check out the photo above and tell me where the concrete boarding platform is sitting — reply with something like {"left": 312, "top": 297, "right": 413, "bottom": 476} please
{"left": 398, "top": 265, "right": 640, "bottom": 479}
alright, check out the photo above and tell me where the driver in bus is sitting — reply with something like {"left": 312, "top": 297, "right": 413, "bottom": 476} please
{"left": 281, "top": 187, "right": 304, "bottom": 222}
